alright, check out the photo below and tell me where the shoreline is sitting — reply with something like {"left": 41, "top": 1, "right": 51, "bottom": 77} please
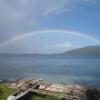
{"left": 0, "top": 77, "right": 100, "bottom": 88}
{"left": 7, "top": 78, "right": 87, "bottom": 100}
{"left": 1, "top": 78, "right": 100, "bottom": 100}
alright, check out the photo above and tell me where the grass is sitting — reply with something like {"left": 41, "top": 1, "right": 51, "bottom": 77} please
{"left": 0, "top": 83, "right": 15, "bottom": 100}
{"left": 0, "top": 83, "right": 60, "bottom": 100}
{"left": 30, "top": 96, "right": 59, "bottom": 100}
{"left": 30, "top": 93, "right": 60, "bottom": 100}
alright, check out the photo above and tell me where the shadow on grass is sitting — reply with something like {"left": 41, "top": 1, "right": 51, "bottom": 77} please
{"left": 17, "top": 92, "right": 59, "bottom": 100}
{"left": 17, "top": 92, "right": 34, "bottom": 100}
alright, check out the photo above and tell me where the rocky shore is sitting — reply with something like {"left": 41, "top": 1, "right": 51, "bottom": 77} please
{"left": 1, "top": 78, "right": 100, "bottom": 100}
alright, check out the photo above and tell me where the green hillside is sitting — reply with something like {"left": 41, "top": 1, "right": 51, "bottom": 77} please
{"left": 64, "top": 45, "right": 100, "bottom": 57}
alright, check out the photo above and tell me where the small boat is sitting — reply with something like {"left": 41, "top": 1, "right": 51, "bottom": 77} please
{"left": 7, "top": 90, "right": 28, "bottom": 100}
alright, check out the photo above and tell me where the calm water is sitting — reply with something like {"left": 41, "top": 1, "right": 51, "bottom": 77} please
{"left": 0, "top": 55, "right": 100, "bottom": 86}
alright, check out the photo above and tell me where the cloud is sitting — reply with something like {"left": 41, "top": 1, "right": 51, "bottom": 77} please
{"left": 48, "top": 42, "right": 77, "bottom": 53}
{"left": 43, "top": 0, "right": 96, "bottom": 15}
{"left": 0, "top": 30, "right": 99, "bottom": 54}
{"left": 1, "top": 29, "right": 100, "bottom": 48}
{"left": 0, "top": 0, "right": 97, "bottom": 44}
{"left": 54, "top": 42, "right": 76, "bottom": 49}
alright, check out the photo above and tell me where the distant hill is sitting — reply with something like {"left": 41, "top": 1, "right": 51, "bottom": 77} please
{"left": 0, "top": 45, "right": 100, "bottom": 57}
{"left": 64, "top": 45, "right": 100, "bottom": 57}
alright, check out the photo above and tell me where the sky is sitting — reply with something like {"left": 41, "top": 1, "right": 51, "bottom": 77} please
{"left": 0, "top": 0, "right": 100, "bottom": 54}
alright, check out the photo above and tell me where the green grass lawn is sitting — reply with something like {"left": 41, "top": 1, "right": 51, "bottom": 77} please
{"left": 0, "top": 83, "right": 15, "bottom": 100}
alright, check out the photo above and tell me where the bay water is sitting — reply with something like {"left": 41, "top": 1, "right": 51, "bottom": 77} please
{"left": 0, "top": 55, "right": 100, "bottom": 86}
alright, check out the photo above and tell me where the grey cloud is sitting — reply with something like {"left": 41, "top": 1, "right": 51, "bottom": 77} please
{"left": 0, "top": 0, "right": 96, "bottom": 44}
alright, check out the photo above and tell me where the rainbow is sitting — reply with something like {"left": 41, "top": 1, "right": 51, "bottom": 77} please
{"left": 0, "top": 29, "right": 100, "bottom": 47}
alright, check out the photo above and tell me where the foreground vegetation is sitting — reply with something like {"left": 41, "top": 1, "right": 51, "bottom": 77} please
{"left": 0, "top": 82, "right": 60, "bottom": 100}
{"left": 31, "top": 94, "right": 60, "bottom": 100}
{"left": 0, "top": 83, "right": 15, "bottom": 100}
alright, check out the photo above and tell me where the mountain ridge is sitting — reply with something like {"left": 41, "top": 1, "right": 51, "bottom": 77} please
{"left": 64, "top": 45, "right": 100, "bottom": 57}
{"left": 0, "top": 45, "right": 100, "bottom": 57}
